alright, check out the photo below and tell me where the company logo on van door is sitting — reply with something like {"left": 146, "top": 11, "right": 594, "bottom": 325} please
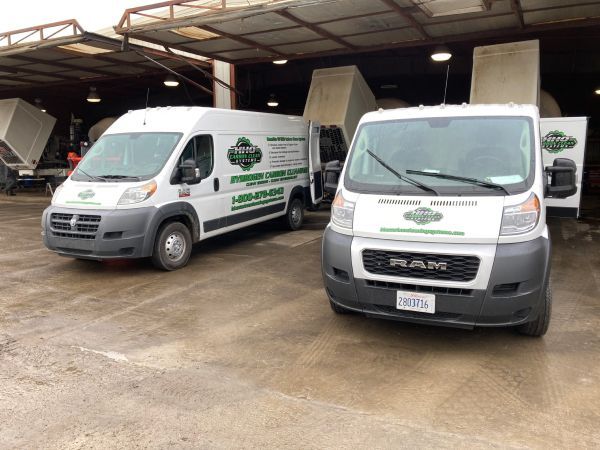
{"left": 227, "top": 137, "right": 263, "bottom": 171}
{"left": 542, "top": 130, "right": 577, "bottom": 153}
{"left": 403, "top": 207, "right": 443, "bottom": 225}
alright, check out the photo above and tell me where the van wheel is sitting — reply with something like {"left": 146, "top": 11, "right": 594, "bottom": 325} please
{"left": 329, "top": 299, "right": 351, "bottom": 314}
{"left": 284, "top": 198, "right": 304, "bottom": 231}
{"left": 152, "top": 222, "right": 192, "bottom": 271}
{"left": 517, "top": 280, "right": 552, "bottom": 337}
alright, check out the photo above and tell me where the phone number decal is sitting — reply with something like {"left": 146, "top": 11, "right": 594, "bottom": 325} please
{"left": 231, "top": 188, "right": 285, "bottom": 211}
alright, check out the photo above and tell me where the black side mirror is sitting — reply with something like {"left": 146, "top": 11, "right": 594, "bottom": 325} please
{"left": 179, "top": 159, "right": 201, "bottom": 185}
{"left": 545, "top": 158, "right": 577, "bottom": 199}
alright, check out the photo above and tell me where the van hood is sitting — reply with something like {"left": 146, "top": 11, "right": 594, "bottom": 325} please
{"left": 53, "top": 180, "right": 135, "bottom": 209}
{"left": 352, "top": 194, "right": 504, "bottom": 244}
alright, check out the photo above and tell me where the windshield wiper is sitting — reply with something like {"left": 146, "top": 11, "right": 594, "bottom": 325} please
{"left": 366, "top": 149, "right": 439, "bottom": 196}
{"left": 76, "top": 167, "right": 107, "bottom": 182}
{"left": 405, "top": 170, "right": 510, "bottom": 195}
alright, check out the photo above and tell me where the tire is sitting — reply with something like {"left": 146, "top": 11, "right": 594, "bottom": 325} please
{"left": 284, "top": 197, "right": 304, "bottom": 231}
{"left": 151, "top": 221, "right": 192, "bottom": 271}
{"left": 329, "top": 299, "right": 351, "bottom": 315}
{"left": 517, "top": 280, "right": 552, "bottom": 337}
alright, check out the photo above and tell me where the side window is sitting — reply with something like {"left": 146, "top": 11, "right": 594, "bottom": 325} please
{"left": 178, "top": 135, "right": 214, "bottom": 179}
{"left": 195, "top": 135, "right": 214, "bottom": 179}
{"left": 179, "top": 139, "right": 195, "bottom": 165}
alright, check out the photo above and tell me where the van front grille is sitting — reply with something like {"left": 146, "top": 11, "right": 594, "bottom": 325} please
{"left": 51, "top": 213, "right": 101, "bottom": 239}
{"left": 362, "top": 249, "right": 479, "bottom": 282}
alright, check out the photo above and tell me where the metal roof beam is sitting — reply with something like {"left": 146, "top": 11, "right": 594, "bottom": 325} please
{"left": 0, "top": 19, "right": 84, "bottom": 46}
{"left": 379, "top": 0, "right": 429, "bottom": 39}
{"left": 9, "top": 54, "right": 118, "bottom": 78}
{"left": 511, "top": 0, "right": 525, "bottom": 28}
{"left": 233, "top": 15, "right": 600, "bottom": 65}
{"left": 119, "top": 33, "right": 227, "bottom": 63}
{"left": 275, "top": 10, "right": 357, "bottom": 50}
{"left": 199, "top": 25, "right": 284, "bottom": 57}
{"left": 0, "top": 59, "right": 76, "bottom": 80}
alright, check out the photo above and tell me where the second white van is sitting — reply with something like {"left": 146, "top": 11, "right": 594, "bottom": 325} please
{"left": 42, "top": 107, "right": 322, "bottom": 270}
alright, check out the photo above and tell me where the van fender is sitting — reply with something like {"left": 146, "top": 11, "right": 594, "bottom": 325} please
{"left": 288, "top": 185, "right": 309, "bottom": 208}
{"left": 141, "top": 202, "right": 201, "bottom": 256}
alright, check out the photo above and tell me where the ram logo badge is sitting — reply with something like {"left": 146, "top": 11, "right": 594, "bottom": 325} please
{"left": 390, "top": 259, "right": 447, "bottom": 271}
{"left": 69, "top": 214, "right": 79, "bottom": 231}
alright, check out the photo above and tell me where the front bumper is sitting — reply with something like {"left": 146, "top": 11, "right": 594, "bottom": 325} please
{"left": 42, "top": 205, "right": 159, "bottom": 260}
{"left": 321, "top": 227, "right": 551, "bottom": 329}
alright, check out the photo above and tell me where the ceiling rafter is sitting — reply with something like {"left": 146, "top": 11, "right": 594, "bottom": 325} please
{"left": 379, "top": 0, "right": 429, "bottom": 39}
{"left": 233, "top": 15, "right": 600, "bottom": 65}
{"left": 124, "top": 33, "right": 232, "bottom": 63}
{"left": 275, "top": 9, "right": 357, "bottom": 50}
{"left": 9, "top": 54, "right": 117, "bottom": 78}
{"left": 510, "top": 0, "right": 525, "bottom": 28}
{"left": 0, "top": 59, "right": 75, "bottom": 80}
{"left": 0, "top": 66, "right": 212, "bottom": 94}
{"left": 199, "top": 24, "right": 285, "bottom": 57}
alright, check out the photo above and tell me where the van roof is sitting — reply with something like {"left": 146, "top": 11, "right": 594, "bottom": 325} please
{"left": 107, "top": 106, "right": 304, "bottom": 135}
{"left": 361, "top": 103, "right": 539, "bottom": 123}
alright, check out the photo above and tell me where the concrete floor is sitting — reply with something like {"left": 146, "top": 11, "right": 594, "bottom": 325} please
{"left": 1, "top": 194, "right": 599, "bottom": 449}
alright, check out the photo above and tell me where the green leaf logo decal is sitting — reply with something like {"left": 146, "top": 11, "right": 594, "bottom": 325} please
{"left": 542, "top": 130, "right": 577, "bottom": 154}
{"left": 227, "top": 137, "right": 263, "bottom": 171}
{"left": 78, "top": 189, "right": 95, "bottom": 200}
{"left": 403, "top": 207, "right": 443, "bottom": 225}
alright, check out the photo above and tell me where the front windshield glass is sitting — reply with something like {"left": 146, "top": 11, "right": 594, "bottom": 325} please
{"left": 72, "top": 132, "right": 182, "bottom": 182}
{"left": 345, "top": 116, "right": 534, "bottom": 196}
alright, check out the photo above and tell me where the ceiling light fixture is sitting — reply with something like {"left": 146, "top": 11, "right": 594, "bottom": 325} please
{"left": 431, "top": 45, "right": 452, "bottom": 62}
{"left": 86, "top": 86, "right": 101, "bottom": 103}
{"left": 34, "top": 98, "right": 46, "bottom": 113}
{"left": 273, "top": 59, "right": 288, "bottom": 65}
{"left": 595, "top": 88, "right": 600, "bottom": 95}
{"left": 164, "top": 74, "right": 180, "bottom": 87}
{"left": 267, "top": 94, "right": 279, "bottom": 107}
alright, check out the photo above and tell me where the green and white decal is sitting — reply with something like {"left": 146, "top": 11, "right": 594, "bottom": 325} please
{"left": 230, "top": 167, "right": 308, "bottom": 187}
{"left": 403, "top": 207, "right": 443, "bottom": 225}
{"left": 380, "top": 227, "right": 464, "bottom": 236}
{"left": 231, "top": 187, "right": 285, "bottom": 211}
{"left": 78, "top": 189, "right": 95, "bottom": 200}
{"left": 227, "top": 137, "right": 263, "bottom": 171}
{"left": 542, "top": 130, "right": 577, "bottom": 154}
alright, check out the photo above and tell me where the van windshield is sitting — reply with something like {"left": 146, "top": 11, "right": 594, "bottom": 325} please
{"left": 344, "top": 116, "right": 534, "bottom": 196}
{"left": 71, "top": 132, "right": 182, "bottom": 182}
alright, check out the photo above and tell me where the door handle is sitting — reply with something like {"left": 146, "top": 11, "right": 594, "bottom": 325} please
{"left": 214, "top": 177, "right": 220, "bottom": 192}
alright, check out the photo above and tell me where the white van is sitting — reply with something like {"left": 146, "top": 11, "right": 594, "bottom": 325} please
{"left": 322, "top": 104, "right": 577, "bottom": 336}
{"left": 42, "top": 107, "right": 323, "bottom": 270}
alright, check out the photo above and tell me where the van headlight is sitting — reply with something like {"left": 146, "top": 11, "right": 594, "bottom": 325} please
{"left": 331, "top": 191, "right": 355, "bottom": 229}
{"left": 500, "top": 193, "right": 540, "bottom": 235}
{"left": 118, "top": 180, "right": 157, "bottom": 205}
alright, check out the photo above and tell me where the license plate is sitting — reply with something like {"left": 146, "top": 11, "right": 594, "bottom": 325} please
{"left": 396, "top": 291, "right": 435, "bottom": 314}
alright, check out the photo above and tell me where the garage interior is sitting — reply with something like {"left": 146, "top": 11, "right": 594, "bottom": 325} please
{"left": 1, "top": 0, "right": 600, "bottom": 447}
{"left": 1, "top": 0, "right": 599, "bottom": 216}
